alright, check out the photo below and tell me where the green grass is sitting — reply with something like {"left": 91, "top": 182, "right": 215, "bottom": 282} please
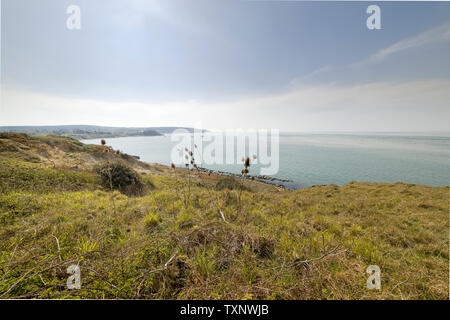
{"left": 0, "top": 160, "right": 99, "bottom": 194}
{"left": 0, "top": 134, "right": 448, "bottom": 299}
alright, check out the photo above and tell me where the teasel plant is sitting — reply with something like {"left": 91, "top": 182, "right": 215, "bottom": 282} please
{"left": 170, "top": 157, "right": 188, "bottom": 209}
{"left": 241, "top": 156, "right": 250, "bottom": 176}
{"left": 190, "top": 144, "right": 229, "bottom": 223}
{"left": 101, "top": 165, "right": 117, "bottom": 216}
{"left": 170, "top": 147, "right": 197, "bottom": 209}
{"left": 236, "top": 155, "right": 256, "bottom": 216}
{"left": 184, "top": 148, "right": 194, "bottom": 207}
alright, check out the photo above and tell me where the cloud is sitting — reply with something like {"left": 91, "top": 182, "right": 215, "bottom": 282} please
{"left": 2, "top": 19, "right": 449, "bottom": 132}
{"left": 368, "top": 22, "right": 450, "bottom": 62}
{"left": 291, "top": 22, "right": 450, "bottom": 87}
{"left": 2, "top": 79, "right": 450, "bottom": 132}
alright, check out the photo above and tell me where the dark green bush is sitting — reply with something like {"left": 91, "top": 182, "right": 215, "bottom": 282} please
{"left": 95, "top": 161, "right": 146, "bottom": 196}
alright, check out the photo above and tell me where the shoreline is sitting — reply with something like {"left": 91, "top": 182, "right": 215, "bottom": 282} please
{"left": 186, "top": 166, "right": 310, "bottom": 191}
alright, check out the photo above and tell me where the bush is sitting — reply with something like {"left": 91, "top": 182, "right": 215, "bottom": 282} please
{"left": 95, "top": 161, "right": 146, "bottom": 196}
{"left": 215, "top": 176, "right": 251, "bottom": 192}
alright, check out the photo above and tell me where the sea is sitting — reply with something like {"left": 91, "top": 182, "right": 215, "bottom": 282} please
{"left": 82, "top": 132, "right": 450, "bottom": 189}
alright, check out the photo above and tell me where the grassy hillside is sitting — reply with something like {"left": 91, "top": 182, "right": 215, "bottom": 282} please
{"left": 0, "top": 133, "right": 448, "bottom": 299}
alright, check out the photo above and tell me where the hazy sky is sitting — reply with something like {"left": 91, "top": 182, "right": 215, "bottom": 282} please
{"left": 1, "top": 0, "right": 450, "bottom": 131}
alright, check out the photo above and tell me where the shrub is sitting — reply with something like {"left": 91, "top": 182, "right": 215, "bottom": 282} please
{"left": 215, "top": 176, "right": 251, "bottom": 192}
{"left": 95, "top": 161, "right": 146, "bottom": 196}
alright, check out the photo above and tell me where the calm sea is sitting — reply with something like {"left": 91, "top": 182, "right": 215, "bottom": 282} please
{"left": 82, "top": 133, "right": 450, "bottom": 188}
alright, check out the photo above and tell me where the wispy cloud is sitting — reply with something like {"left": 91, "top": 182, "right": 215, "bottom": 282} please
{"left": 291, "top": 22, "right": 450, "bottom": 86}
{"left": 368, "top": 22, "right": 450, "bottom": 62}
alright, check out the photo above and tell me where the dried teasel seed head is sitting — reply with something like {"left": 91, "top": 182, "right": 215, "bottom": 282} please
{"left": 171, "top": 163, "right": 175, "bottom": 169}
{"left": 244, "top": 157, "right": 250, "bottom": 168}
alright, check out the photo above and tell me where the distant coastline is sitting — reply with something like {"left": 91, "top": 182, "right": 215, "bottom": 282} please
{"left": 0, "top": 125, "right": 203, "bottom": 140}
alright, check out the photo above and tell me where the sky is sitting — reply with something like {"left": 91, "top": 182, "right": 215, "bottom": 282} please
{"left": 1, "top": 0, "right": 450, "bottom": 131}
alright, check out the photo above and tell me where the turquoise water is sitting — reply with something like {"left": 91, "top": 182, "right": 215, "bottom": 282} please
{"left": 82, "top": 133, "right": 450, "bottom": 187}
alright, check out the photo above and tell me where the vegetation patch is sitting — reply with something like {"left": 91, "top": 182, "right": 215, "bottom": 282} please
{"left": 0, "top": 134, "right": 448, "bottom": 300}
{"left": 215, "top": 177, "right": 251, "bottom": 192}
{"left": 94, "top": 161, "right": 147, "bottom": 197}
{"left": 0, "top": 160, "right": 99, "bottom": 194}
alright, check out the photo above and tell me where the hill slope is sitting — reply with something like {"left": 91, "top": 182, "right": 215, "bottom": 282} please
{"left": 0, "top": 133, "right": 448, "bottom": 299}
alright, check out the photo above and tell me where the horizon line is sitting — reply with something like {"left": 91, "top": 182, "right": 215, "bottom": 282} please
{"left": 0, "top": 124, "right": 449, "bottom": 134}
